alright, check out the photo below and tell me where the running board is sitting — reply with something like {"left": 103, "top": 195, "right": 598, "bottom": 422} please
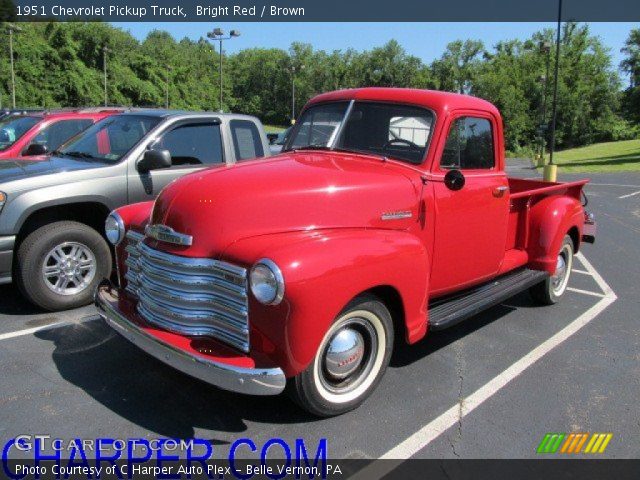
{"left": 428, "top": 269, "right": 549, "bottom": 331}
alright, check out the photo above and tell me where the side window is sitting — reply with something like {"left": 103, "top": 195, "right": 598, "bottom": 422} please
{"left": 230, "top": 120, "right": 265, "bottom": 161}
{"left": 157, "top": 122, "right": 223, "bottom": 166}
{"left": 32, "top": 119, "right": 93, "bottom": 152}
{"left": 440, "top": 117, "right": 494, "bottom": 170}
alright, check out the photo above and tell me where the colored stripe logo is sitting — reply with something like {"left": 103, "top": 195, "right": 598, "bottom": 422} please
{"left": 537, "top": 433, "right": 612, "bottom": 454}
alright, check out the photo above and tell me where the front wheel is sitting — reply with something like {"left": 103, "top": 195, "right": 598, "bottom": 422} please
{"left": 288, "top": 295, "right": 394, "bottom": 417}
{"left": 15, "top": 221, "right": 112, "bottom": 312}
{"left": 529, "top": 234, "right": 574, "bottom": 305}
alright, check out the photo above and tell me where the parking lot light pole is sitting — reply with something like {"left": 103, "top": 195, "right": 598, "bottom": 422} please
{"left": 7, "top": 24, "right": 23, "bottom": 109}
{"left": 165, "top": 64, "right": 171, "bottom": 108}
{"left": 544, "top": 0, "right": 562, "bottom": 182}
{"left": 537, "top": 41, "right": 552, "bottom": 167}
{"left": 291, "top": 65, "right": 305, "bottom": 124}
{"left": 206, "top": 28, "right": 240, "bottom": 112}
{"left": 102, "top": 46, "right": 111, "bottom": 107}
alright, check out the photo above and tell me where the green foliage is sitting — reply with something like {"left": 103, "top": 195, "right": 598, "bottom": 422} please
{"left": 621, "top": 28, "right": 640, "bottom": 123}
{"left": 0, "top": 21, "right": 634, "bottom": 153}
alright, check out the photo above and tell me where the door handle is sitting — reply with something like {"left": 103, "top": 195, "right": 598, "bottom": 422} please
{"left": 493, "top": 186, "right": 509, "bottom": 198}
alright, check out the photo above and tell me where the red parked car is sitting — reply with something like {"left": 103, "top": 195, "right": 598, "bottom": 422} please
{"left": 96, "top": 88, "right": 596, "bottom": 416}
{"left": 0, "top": 108, "right": 123, "bottom": 159}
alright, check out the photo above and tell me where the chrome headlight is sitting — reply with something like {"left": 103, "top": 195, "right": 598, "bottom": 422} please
{"left": 105, "top": 212, "right": 125, "bottom": 245}
{"left": 250, "top": 259, "right": 285, "bottom": 305}
{"left": 0, "top": 191, "right": 6, "bottom": 214}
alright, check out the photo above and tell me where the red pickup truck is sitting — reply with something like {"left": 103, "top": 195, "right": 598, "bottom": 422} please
{"left": 0, "top": 108, "right": 122, "bottom": 159}
{"left": 96, "top": 88, "right": 596, "bottom": 416}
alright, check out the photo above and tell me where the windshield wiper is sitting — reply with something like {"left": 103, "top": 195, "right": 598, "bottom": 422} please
{"left": 290, "top": 144, "right": 332, "bottom": 151}
{"left": 59, "top": 151, "right": 96, "bottom": 159}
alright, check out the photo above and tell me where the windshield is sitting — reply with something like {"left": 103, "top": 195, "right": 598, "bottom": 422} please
{"left": 56, "top": 115, "right": 161, "bottom": 162}
{"left": 0, "top": 116, "right": 40, "bottom": 151}
{"left": 284, "top": 101, "right": 435, "bottom": 164}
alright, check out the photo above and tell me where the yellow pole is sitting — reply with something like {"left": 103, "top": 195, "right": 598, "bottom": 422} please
{"left": 543, "top": 164, "right": 557, "bottom": 182}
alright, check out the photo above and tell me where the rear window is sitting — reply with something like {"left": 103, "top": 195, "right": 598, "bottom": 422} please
{"left": 32, "top": 119, "right": 93, "bottom": 152}
{"left": 0, "top": 116, "right": 40, "bottom": 151}
{"left": 230, "top": 119, "right": 264, "bottom": 161}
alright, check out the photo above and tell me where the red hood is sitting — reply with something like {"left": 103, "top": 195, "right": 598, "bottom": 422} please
{"left": 148, "top": 151, "right": 420, "bottom": 258}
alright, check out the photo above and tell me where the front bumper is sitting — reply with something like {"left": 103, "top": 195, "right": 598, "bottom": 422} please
{"left": 0, "top": 235, "right": 15, "bottom": 285}
{"left": 95, "top": 280, "right": 286, "bottom": 396}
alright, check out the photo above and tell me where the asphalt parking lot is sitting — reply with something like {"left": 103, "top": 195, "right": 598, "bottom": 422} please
{"left": 1, "top": 160, "right": 638, "bottom": 464}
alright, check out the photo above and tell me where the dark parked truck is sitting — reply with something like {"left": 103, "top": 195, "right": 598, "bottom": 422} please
{"left": 96, "top": 88, "right": 596, "bottom": 416}
{"left": 0, "top": 110, "right": 270, "bottom": 311}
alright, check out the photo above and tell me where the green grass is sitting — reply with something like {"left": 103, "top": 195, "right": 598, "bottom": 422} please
{"left": 538, "top": 139, "right": 640, "bottom": 173}
{"left": 263, "top": 124, "right": 286, "bottom": 134}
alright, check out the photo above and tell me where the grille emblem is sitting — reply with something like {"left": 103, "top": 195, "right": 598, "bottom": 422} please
{"left": 145, "top": 224, "right": 193, "bottom": 246}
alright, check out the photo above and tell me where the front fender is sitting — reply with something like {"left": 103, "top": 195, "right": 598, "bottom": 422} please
{"left": 527, "top": 195, "right": 584, "bottom": 274}
{"left": 1, "top": 179, "right": 126, "bottom": 235}
{"left": 223, "top": 228, "right": 429, "bottom": 377}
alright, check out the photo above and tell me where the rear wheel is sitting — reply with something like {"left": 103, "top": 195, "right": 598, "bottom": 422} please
{"left": 288, "top": 295, "right": 394, "bottom": 417}
{"left": 529, "top": 235, "right": 574, "bottom": 305}
{"left": 16, "top": 221, "right": 112, "bottom": 311}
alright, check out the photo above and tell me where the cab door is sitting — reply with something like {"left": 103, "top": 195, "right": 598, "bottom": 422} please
{"left": 428, "top": 113, "right": 509, "bottom": 296}
{"left": 128, "top": 119, "right": 225, "bottom": 203}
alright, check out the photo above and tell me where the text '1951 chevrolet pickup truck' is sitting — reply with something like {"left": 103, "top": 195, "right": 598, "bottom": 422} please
{"left": 96, "top": 88, "right": 596, "bottom": 416}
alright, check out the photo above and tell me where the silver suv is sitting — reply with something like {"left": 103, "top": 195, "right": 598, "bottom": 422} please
{"left": 0, "top": 110, "right": 270, "bottom": 311}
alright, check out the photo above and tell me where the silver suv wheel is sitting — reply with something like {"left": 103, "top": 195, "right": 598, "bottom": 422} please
{"left": 42, "top": 242, "right": 97, "bottom": 296}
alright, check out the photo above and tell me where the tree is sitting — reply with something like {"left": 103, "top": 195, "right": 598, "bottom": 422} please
{"left": 431, "top": 40, "right": 485, "bottom": 93}
{"left": 621, "top": 28, "right": 640, "bottom": 124}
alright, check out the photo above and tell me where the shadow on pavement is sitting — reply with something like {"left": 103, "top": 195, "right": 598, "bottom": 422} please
{"left": 390, "top": 291, "right": 535, "bottom": 368}
{"left": 0, "top": 284, "right": 43, "bottom": 316}
{"left": 35, "top": 320, "right": 315, "bottom": 440}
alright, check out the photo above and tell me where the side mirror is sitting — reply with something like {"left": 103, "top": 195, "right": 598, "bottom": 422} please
{"left": 24, "top": 143, "right": 48, "bottom": 156}
{"left": 267, "top": 133, "right": 278, "bottom": 145}
{"left": 137, "top": 149, "right": 172, "bottom": 173}
{"left": 444, "top": 169, "right": 465, "bottom": 191}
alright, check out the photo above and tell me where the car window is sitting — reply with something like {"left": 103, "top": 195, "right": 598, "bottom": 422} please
{"left": 58, "top": 115, "right": 161, "bottom": 162}
{"left": 440, "top": 117, "right": 495, "bottom": 170}
{"left": 156, "top": 122, "right": 223, "bottom": 166}
{"left": 230, "top": 119, "right": 264, "bottom": 161}
{"left": 0, "top": 116, "right": 40, "bottom": 151}
{"left": 338, "top": 103, "right": 434, "bottom": 164}
{"left": 32, "top": 119, "right": 93, "bottom": 152}
{"left": 289, "top": 102, "right": 349, "bottom": 149}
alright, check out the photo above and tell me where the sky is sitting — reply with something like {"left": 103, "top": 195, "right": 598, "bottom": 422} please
{"left": 116, "top": 22, "right": 635, "bottom": 77}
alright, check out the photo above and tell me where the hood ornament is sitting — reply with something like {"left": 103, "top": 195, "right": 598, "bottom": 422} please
{"left": 145, "top": 224, "right": 193, "bottom": 246}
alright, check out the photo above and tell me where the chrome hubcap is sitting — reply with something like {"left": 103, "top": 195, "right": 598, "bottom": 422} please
{"left": 42, "top": 242, "right": 96, "bottom": 296}
{"left": 319, "top": 318, "right": 377, "bottom": 395}
{"left": 551, "top": 244, "right": 572, "bottom": 295}
{"left": 324, "top": 328, "right": 365, "bottom": 380}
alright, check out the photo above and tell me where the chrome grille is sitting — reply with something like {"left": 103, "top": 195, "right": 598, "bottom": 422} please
{"left": 123, "top": 230, "right": 143, "bottom": 297}
{"left": 121, "top": 232, "right": 250, "bottom": 352}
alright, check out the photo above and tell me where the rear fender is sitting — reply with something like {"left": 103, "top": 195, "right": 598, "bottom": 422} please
{"left": 526, "top": 195, "right": 584, "bottom": 274}
{"left": 224, "top": 229, "right": 429, "bottom": 377}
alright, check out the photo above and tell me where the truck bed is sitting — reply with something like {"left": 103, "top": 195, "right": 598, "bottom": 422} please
{"left": 508, "top": 177, "right": 588, "bottom": 200}
{"left": 505, "top": 177, "right": 589, "bottom": 254}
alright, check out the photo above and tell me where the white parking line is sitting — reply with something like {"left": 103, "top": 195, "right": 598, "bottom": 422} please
{"left": 354, "top": 253, "right": 616, "bottom": 475}
{"left": 572, "top": 269, "right": 590, "bottom": 275}
{"left": 589, "top": 183, "right": 640, "bottom": 188}
{"left": 0, "top": 315, "right": 100, "bottom": 342}
{"left": 566, "top": 287, "right": 605, "bottom": 298}
{"left": 619, "top": 190, "right": 640, "bottom": 199}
